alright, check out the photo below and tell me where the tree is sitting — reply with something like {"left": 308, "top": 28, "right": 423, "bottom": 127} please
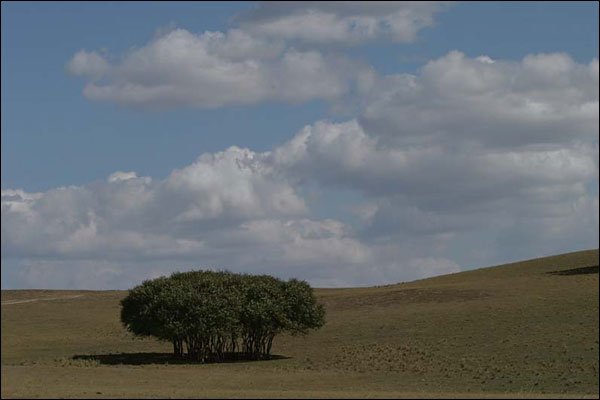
{"left": 120, "top": 270, "right": 325, "bottom": 362}
{"left": 281, "top": 278, "right": 326, "bottom": 336}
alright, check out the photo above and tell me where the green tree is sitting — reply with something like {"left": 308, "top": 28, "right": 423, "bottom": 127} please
{"left": 120, "top": 270, "right": 325, "bottom": 362}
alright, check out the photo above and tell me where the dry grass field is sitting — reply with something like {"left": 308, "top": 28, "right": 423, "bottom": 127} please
{"left": 1, "top": 249, "right": 598, "bottom": 398}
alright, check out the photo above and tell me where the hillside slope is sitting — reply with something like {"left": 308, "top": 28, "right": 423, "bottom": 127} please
{"left": 2, "top": 249, "right": 598, "bottom": 398}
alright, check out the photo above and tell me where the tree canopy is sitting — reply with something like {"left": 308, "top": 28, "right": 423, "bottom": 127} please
{"left": 120, "top": 270, "right": 325, "bottom": 362}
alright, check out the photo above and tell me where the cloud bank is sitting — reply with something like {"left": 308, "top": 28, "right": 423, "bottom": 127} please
{"left": 66, "top": 2, "right": 452, "bottom": 109}
{"left": 5, "top": 52, "right": 599, "bottom": 289}
{"left": 67, "top": 28, "right": 372, "bottom": 108}
{"left": 4, "top": 3, "right": 598, "bottom": 289}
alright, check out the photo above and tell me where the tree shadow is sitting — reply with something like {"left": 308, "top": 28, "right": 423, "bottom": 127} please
{"left": 72, "top": 352, "right": 290, "bottom": 366}
{"left": 547, "top": 265, "right": 599, "bottom": 276}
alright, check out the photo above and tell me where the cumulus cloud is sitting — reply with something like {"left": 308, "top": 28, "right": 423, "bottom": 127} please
{"left": 270, "top": 121, "right": 597, "bottom": 200}
{"left": 1, "top": 190, "right": 396, "bottom": 289}
{"left": 7, "top": 49, "right": 598, "bottom": 289}
{"left": 1, "top": 143, "right": 468, "bottom": 290}
{"left": 236, "top": 1, "right": 451, "bottom": 45}
{"left": 67, "top": 28, "right": 370, "bottom": 108}
{"left": 1, "top": 147, "right": 306, "bottom": 258}
{"left": 66, "top": 2, "right": 446, "bottom": 109}
{"left": 360, "top": 51, "right": 599, "bottom": 148}
{"left": 67, "top": 3, "right": 452, "bottom": 109}
{"left": 4, "top": 146, "right": 398, "bottom": 289}
{"left": 264, "top": 52, "right": 598, "bottom": 262}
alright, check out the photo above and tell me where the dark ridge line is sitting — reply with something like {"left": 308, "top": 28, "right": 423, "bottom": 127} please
{"left": 547, "top": 265, "right": 599, "bottom": 276}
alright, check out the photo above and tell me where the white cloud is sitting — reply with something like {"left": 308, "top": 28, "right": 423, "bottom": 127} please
{"left": 236, "top": 1, "right": 451, "bottom": 45}
{"left": 67, "top": 28, "right": 369, "bottom": 108}
{"left": 67, "top": 3, "right": 451, "bottom": 109}
{"left": 264, "top": 52, "right": 598, "bottom": 262}
{"left": 7, "top": 49, "right": 598, "bottom": 290}
{"left": 66, "top": 50, "right": 110, "bottom": 81}
{"left": 271, "top": 120, "right": 597, "bottom": 200}
{"left": 1, "top": 147, "right": 306, "bottom": 260}
{"left": 360, "top": 51, "right": 598, "bottom": 148}
{"left": 107, "top": 171, "right": 140, "bottom": 183}
{"left": 162, "top": 146, "right": 306, "bottom": 221}
{"left": 1, "top": 145, "right": 467, "bottom": 290}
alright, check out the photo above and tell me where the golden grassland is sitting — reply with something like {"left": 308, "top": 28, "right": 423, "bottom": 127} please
{"left": 1, "top": 249, "right": 598, "bottom": 398}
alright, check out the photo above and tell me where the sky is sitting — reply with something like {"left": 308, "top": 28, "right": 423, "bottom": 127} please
{"left": 1, "top": 1, "right": 598, "bottom": 289}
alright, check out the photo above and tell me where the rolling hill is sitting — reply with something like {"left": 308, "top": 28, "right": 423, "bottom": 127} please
{"left": 1, "top": 249, "right": 598, "bottom": 398}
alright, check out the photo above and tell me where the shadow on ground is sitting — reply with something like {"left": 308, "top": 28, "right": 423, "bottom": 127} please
{"left": 72, "top": 352, "right": 290, "bottom": 365}
{"left": 547, "top": 265, "right": 599, "bottom": 276}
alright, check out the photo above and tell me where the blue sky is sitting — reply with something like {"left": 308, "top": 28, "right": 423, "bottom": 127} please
{"left": 3, "top": 1, "right": 597, "bottom": 191}
{"left": 1, "top": 2, "right": 598, "bottom": 289}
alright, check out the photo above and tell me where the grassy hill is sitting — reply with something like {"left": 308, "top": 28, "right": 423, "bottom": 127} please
{"left": 2, "top": 249, "right": 598, "bottom": 398}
